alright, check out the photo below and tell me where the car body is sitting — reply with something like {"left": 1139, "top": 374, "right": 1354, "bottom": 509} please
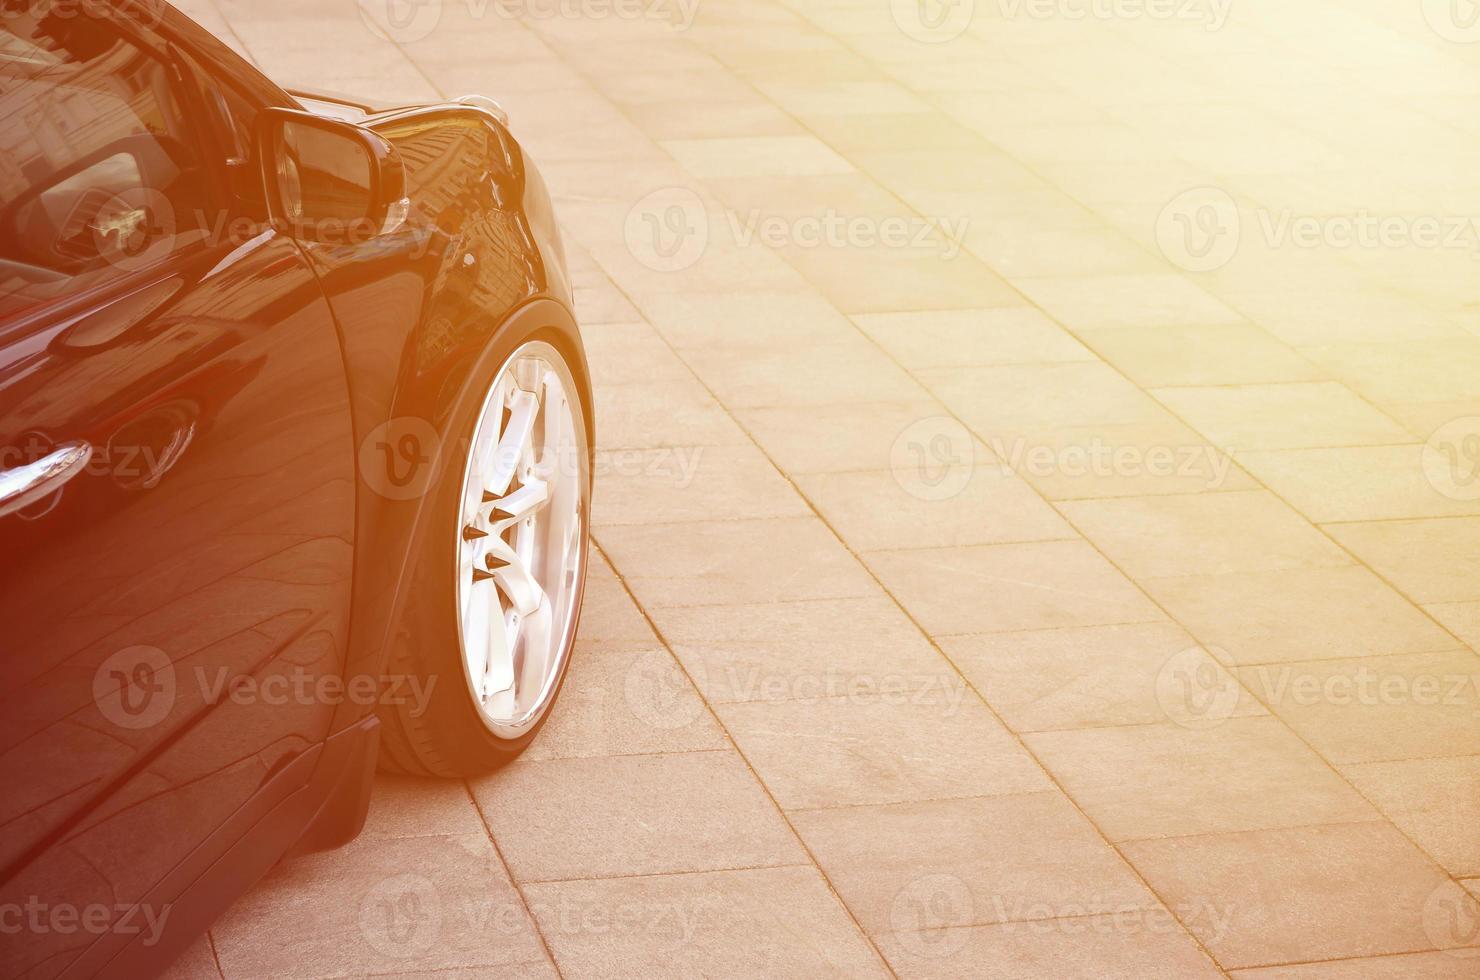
{"left": 0, "top": 2, "right": 593, "bottom": 976}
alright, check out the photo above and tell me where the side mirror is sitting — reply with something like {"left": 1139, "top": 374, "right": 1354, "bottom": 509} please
{"left": 257, "top": 108, "right": 409, "bottom": 245}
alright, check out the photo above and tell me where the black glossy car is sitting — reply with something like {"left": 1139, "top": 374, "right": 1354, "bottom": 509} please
{"left": 0, "top": 2, "right": 594, "bottom": 976}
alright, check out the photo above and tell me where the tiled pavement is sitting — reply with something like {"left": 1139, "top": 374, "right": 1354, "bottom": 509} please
{"left": 169, "top": 0, "right": 1480, "bottom": 977}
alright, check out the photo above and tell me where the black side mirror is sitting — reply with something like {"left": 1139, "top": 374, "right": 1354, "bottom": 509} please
{"left": 257, "top": 108, "right": 408, "bottom": 245}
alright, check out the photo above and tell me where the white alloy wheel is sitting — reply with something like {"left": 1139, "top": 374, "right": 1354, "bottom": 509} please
{"left": 454, "top": 340, "right": 589, "bottom": 739}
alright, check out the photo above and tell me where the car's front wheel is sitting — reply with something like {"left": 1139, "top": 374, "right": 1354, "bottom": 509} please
{"left": 378, "top": 334, "right": 591, "bottom": 776}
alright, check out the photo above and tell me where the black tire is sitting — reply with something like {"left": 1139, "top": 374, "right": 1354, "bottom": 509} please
{"left": 376, "top": 327, "right": 592, "bottom": 777}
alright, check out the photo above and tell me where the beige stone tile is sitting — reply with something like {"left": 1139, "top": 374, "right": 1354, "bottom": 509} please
{"left": 1143, "top": 566, "right": 1456, "bottom": 666}
{"left": 1121, "top": 822, "right": 1468, "bottom": 968}
{"left": 792, "top": 793, "right": 1158, "bottom": 934}
{"left": 472, "top": 752, "right": 804, "bottom": 882}
{"left": 964, "top": 222, "right": 1163, "bottom": 278}
{"left": 1341, "top": 756, "right": 1480, "bottom": 877}
{"left": 212, "top": 834, "right": 543, "bottom": 978}
{"left": 1060, "top": 491, "right": 1352, "bottom": 579}
{"left": 650, "top": 596, "right": 951, "bottom": 704}
{"left": 716, "top": 694, "right": 1049, "bottom": 810}
{"left": 1327, "top": 518, "right": 1480, "bottom": 604}
{"left": 1230, "top": 950, "right": 1480, "bottom": 979}
{"left": 524, "top": 867, "right": 890, "bottom": 979}
{"left": 577, "top": 554, "right": 660, "bottom": 647}
{"left": 1237, "top": 650, "right": 1480, "bottom": 764}
{"left": 361, "top": 775, "right": 485, "bottom": 840}
{"left": 1427, "top": 601, "right": 1480, "bottom": 651}
{"left": 158, "top": 935, "right": 221, "bottom": 980}
{"left": 1298, "top": 339, "right": 1480, "bottom": 407}
{"left": 594, "top": 376, "right": 749, "bottom": 450}
{"left": 867, "top": 541, "right": 1162, "bottom": 636}
{"left": 579, "top": 321, "right": 692, "bottom": 388}
{"left": 852, "top": 307, "right": 1094, "bottom": 369}
{"left": 1243, "top": 444, "right": 1480, "bottom": 523}
{"left": 625, "top": 99, "right": 805, "bottom": 140}
{"left": 661, "top": 135, "right": 855, "bottom": 177}
{"left": 781, "top": 244, "right": 1023, "bottom": 315}
{"left": 921, "top": 362, "right": 1168, "bottom": 434}
{"left": 597, "top": 517, "right": 877, "bottom": 608}
{"left": 796, "top": 467, "right": 1075, "bottom": 551}
{"left": 1026, "top": 717, "right": 1377, "bottom": 841}
{"left": 942, "top": 622, "right": 1265, "bottom": 732}
{"left": 735, "top": 400, "right": 953, "bottom": 474}
{"left": 682, "top": 340, "right": 929, "bottom": 408}
{"left": 876, "top": 915, "right": 1224, "bottom": 979}
{"left": 800, "top": 111, "right": 986, "bottom": 152}
{"left": 992, "top": 420, "right": 1255, "bottom": 499}
{"left": 592, "top": 445, "right": 808, "bottom": 527}
{"left": 1154, "top": 383, "right": 1410, "bottom": 452}
{"left": 635, "top": 288, "right": 860, "bottom": 351}
{"left": 521, "top": 644, "right": 728, "bottom": 762}
{"left": 1079, "top": 324, "right": 1325, "bottom": 387}
{"left": 1012, "top": 274, "right": 1243, "bottom": 330}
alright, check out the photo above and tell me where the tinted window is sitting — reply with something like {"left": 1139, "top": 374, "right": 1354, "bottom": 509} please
{"left": 0, "top": 10, "right": 215, "bottom": 320}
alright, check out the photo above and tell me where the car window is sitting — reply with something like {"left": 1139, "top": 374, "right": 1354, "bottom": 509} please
{"left": 0, "top": 10, "right": 217, "bottom": 321}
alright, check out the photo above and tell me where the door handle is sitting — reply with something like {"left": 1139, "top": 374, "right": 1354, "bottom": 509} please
{"left": 0, "top": 441, "right": 92, "bottom": 518}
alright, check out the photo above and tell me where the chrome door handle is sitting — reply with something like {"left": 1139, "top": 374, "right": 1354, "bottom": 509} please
{"left": 0, "top": 442, "right": 92, "bottom": 518}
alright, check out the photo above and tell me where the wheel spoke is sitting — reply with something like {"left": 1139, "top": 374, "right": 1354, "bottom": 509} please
{"left": 488, "top": 388, "right": 539, "bottom": 497}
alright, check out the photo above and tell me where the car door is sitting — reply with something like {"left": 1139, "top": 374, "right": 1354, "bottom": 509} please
{"left": 0, "top": 9, "right": 356, "bottom": 975}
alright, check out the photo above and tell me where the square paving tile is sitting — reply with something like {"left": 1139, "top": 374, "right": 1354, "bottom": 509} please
{"left": 1341, "top": 755, "right": 1480, "bottom": 877}
{"left": 471, "top": 752, "right": 805, "bottom": 882}
{"left": 852, "top": 308, "right": 1093, "bottom": 369}
{"left": 1236, "top": 650, "right": 1480, "bottom": 764}
{"left": 592, "top": 444, "right": 808, "bottom": 527}
{"left": 717, "top": 694, "right": 1049, "bottom": 809}
{"left": 211, "top": 834, "right": 544, "bottom": 979}
{"left": 649, "top": 596, "right": 950, "bottom": 704}
{"left": 524, "top": 867, "right": 890, "bottom": 978}
{"left": 792, "top": 793, "right": 1158, "bottom": 935}
{"left": 1153, "top": 383, "right": 1410, "bottom": 452}
{"left": 597, "top": 517, "right": 877, "bottom": 608}
{"left": 1239, "top": 446, "right": 1480, "bottom": 523}
{"left": 1143, "top": 565, "right": 1456, "bottom": 666}
{"left": 876, "top": 914, "right": 1224, "bottom": 979}
{"left": 520, "top": 644, "right": 728, "bottom": 762}
{"left": 1121, "top": 822, "right": 1472, "bottom": 969}
{"left": 866, "top": 540, "right": 1162, "bottom": 635}
{"left": 1024, "top": 717, "right": 1377, "bottom": 841}
{"left": 735, "top": 400, "right": 951, "bottom": 475}
{"left": 1230, "top": 950, "right": 1480, "bottom": 979}
{"left": 1077, "top": 323, "right": 1323, "bottom": 387}
{"left": 1060, "top": 491, "right": 1352, "bottom": 579}
{"left": 942, "top": 622, "right": 1265, "bottom": 732}
{"left": 796, "top": 467, "right": 1075, "bottom": 551}
{"left": 1327, "top": 519, "right": 1480, "bottom": 604}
